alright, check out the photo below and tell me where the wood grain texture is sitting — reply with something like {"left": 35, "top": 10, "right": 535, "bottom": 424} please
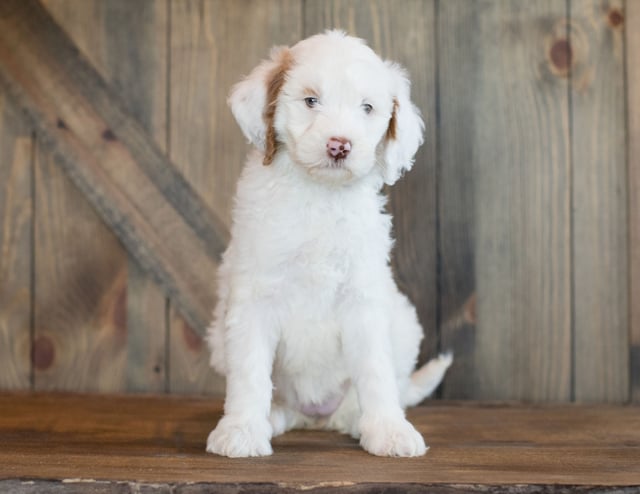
{"left": 0, "top": 95, "right": 33, "bottom": 390}
{"left": 35, "top": 0, "right": 127, "bottom": 393}
{"left": 470, "top": 0, "right": 572, "bottom": 401}
{"left": 33, "top": 0, "right": 166, "bottom": 391}
{"left": 1, "top": 393, "right": 639, "bottom": 487}
{"left": 4, "top": 483, "right": 640, "bottom": 494}
{"left": 33, "top": 140, "right": 127, "bottom": 391}
{"left": 88, "top": 0, "right": 170, "bottom": 393}
{"left": 0, "top": 0, "right": 224, "bottom": 337}
{"left": 4, "top": 482, "right": 640, "bottom": 494}
{"left": 303, "top": 0, "right": 439, "bottom": 367}
{"left": 169, "top": 0, "right": 302, "bottom": 224}
{"left": 33, "top": 142, "right": 127, "bottom": 392}
{"left": 0, "top": 0, "right": 635, "bottom": 401}
{"left": 126, "top": 262, "right": 167, "bottom": 393}
{"left": 41, "top": 0, "right": 170, "bottom": 394}
{"left": 628, "top": 0, "right": 640, "bottom": 403}
{"left": 437, "top": 1, "right": 481, "bottom": 399}
{"left": 167, "top": 0, "right": 302, "bottom": 394}
{"left": 570, "top": 0, "right": 629, "bottom": 403}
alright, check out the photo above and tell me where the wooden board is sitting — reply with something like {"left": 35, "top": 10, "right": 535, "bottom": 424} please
{"left": 437, "top": 0, "right": 482, "bottom": 399}
{"left": 0, "top": 393, "right": 639, "bottom": 490}
{"left": 0, "top": 0, "right": 637, "bottom": 401}
{"left": 303, "top": 0, "right": 439, "bottom": 368}
{"left": 40, "top": 0, "right": 170, "bottom": 394}
{"left": 464, "top": 0, "right": 573, "bottom": 401}
{"left": 33, "top": 139, "right": 128, "bottom": 391}
{"left": 35, "top": 0, "right": 126, "bottom": 393}
{"left": 628, "top": 0, "right": 640, "bottom": 403}
{"left": 167, "top": 0, "right": 302, "bottom": 394}
{"left": 0, "top": 95, "right": 33, "bottom": 390}
{"left": 0, "top": 0, "right": 225, "bottom": 339}
{"left": 570, "top": 0, "right": 629, "bottom": 403}
{"left": 96, "top": 0, "right": 169, "bottom": 394}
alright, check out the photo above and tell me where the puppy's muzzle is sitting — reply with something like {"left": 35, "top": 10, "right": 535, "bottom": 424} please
{"left": 326, "top": 137, "right": 352, "bottom": 160}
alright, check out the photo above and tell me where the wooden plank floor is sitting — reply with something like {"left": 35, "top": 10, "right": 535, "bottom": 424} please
{"left": 0, "top": 394, "right": 639, "bottom": 493}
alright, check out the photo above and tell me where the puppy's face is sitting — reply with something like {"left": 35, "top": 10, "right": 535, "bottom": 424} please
{"left": 274, "top": 38, "right": 395, "bottom": 184}
{"left": 229, "top": 31, "right": 424, "bottom": 186}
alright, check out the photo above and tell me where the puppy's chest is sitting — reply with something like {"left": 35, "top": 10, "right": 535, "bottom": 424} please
{"left": 290, "top": 233, "right": 351, "bottom": 286}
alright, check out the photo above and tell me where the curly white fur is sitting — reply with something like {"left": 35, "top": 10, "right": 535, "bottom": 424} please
{"left": 206, "top": 30, "right": 452, "bottom": 458}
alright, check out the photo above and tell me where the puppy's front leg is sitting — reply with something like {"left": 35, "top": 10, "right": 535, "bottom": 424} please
{"left": 207, "top": 305, "right": 278, "bottom": 457}
{"left": 343, "top": 305, "right": 427, "bottom": 457}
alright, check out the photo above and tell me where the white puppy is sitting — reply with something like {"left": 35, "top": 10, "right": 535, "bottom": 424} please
{"left": 206, "top": 30, "right": 452, "bottom": 458}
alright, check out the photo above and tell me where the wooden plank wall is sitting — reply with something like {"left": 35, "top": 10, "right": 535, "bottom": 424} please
{"left": 449, "top": 0, "right": 573, "bottom": 402}
{"left": 0, "top": 94, "right": 32, "bottom": 390}
{"left": 0, "top": 0, "right": 637, "bottom": 403}
{"left": 628, "top": 0, "right": 640, "bottom": 402}
{"left": 571, "top": 0, "right": 628, "bottom": 402}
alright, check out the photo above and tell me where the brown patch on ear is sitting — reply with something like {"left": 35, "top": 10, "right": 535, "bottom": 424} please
{"left": 263, "top": 49, "right": 294, "bottom": 165}
{"left": 386, "top": 98, "right": 399, "bottom": 141}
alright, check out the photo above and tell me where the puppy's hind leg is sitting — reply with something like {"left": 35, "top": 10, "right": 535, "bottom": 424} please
{"left": 402, "top": 352, "right": 453, "bottom": 407}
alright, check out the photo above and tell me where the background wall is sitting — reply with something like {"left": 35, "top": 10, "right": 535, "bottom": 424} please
{"left": 0, "top": 0, "right": 637, "bottom": 403}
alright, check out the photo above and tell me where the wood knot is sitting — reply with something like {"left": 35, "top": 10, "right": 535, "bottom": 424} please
{"left": 32, "top": 335, "right": 55, "bottom": 371}
{"left": 549, "top": 39, "right": 572, "bottom": 74}
{"left": 182, "top": 322, "right": 203, "bottom": 353}
{"left": 102, "top": 129, "right": 117, "bottom": 141}
{"left": 608, "top": 9, "right": 624, "bottom": 28}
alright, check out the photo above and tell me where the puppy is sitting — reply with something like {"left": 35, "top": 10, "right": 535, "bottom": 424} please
{"left": 206, "top": 30, "right": 452, "bottom": 458}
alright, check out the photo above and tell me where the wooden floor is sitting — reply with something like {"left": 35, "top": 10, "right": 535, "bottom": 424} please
{"left": 0, "top": 394, "right": 639, "bottom": 493}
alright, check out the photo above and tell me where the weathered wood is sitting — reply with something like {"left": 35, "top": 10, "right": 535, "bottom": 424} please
{"left": 0, "top": 0, "right": 636, "bottom": 401}
{"left": 166, "top": 308, "right": 223, "bottom": 395}
{"left": 45, "top": 0, "right": 171, "bottom": 393}
{"left": 169, "top": 0, "right": 302, "bottom": 228}
{"left": 31, "top": 0, "right": 128, "bottom": 391}
{"left": 33, "top": 141, "right": 128, "bottom": 391}
{"left": 303, "top": 0, "right": 439, "bottom": 368}
{"left": 167, "top": 0, "right": 302, "bottom": 394}
{"left": 470, "top": 1, "right": 573, "bottom": 400}
{"left": 0, "top": 0, "right": 226, "bottom": 336}
{"left": 2, "top": 481, "right": 640, "bottom": 494}
{"left": 126, "top": 262, "right": 167, "bottom": 393}
{"left": 437, "top": 0, "right": 481, "bottom": 399}
{"left": 0, "top": 393, "right": 639, "bottom": 488}
{"left": 571, "top": 0, "right": 629, "bottom": 403}
{"left": 0, "top": 95, "right": 33, "bottom": 390}
{"left": 628, "top": 0, "right": 640, "bottom": 403}
{"left": 83, "top": 0, "right": 169, "bottom": 394}
{"left": 40, "top": 0, "right": 178, "bottom": 394}
{"left": 31, "top": 0, "right": 171, "bottom": 393}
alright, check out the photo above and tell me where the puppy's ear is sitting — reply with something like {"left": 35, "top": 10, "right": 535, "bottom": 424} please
{"left": 228, "top": 47, "right": 293, "bottom": 165}
{"left": 381, "top": 62, "right": 425, "bottom": 185}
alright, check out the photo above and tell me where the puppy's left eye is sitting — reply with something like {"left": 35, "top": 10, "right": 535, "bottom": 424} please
{"left": 304, "top": 97, "right": 319, "bottom": 108}
{"left": 362, "top": 103, "right": 373, "bottom": 114}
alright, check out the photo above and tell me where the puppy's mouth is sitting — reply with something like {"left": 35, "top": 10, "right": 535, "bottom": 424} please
{"left": 306, "top": 158, "right": 354, "bottom": 182}
{"left": 326, "top": 158, "right": 347, "bottom": 169}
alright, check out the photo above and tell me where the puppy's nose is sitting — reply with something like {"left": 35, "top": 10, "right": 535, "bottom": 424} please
{"left": 326, "top": 137, "right": 352, "bottom": 160}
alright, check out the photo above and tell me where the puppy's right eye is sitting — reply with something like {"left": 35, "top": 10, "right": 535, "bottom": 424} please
{"left": 304, "top": 97, "right": 319, "bottom": 108}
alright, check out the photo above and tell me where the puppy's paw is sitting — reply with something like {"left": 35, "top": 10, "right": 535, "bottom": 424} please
{"left": 359, "top": 414, "right": 428, "bottom": 457}
{"left": 206, "top": 415, "right": 273, "bottom": 457}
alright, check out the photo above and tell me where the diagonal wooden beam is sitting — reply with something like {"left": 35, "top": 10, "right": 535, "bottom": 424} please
{"left": 0, "top": 0, "right": 230, "bottom": 334}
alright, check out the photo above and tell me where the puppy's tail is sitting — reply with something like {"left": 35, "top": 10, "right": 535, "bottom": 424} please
{"left": 402, "top": 352, "right": 453, "bottom": 407}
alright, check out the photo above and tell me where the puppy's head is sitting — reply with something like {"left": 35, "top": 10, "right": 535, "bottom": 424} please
{"left": 229, "top": 30, "right": 424, "bottom": 186}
